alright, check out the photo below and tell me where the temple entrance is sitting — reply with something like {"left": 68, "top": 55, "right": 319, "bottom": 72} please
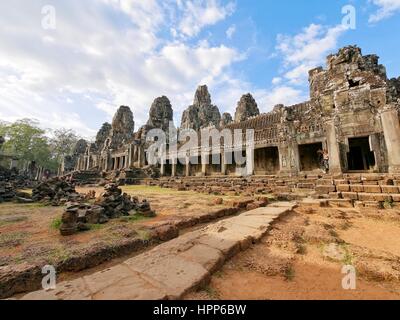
{"left": 189, "top": 155, "right": 202, "bottom": 176}
{"left": 225, "top": 150, "right": 246, "bottom": 176}
{"left": 206, "top": 154, "right": 221, "bottom": 176}
{"left": 347, "top": 137, "right": 375, "bottom": 171}
{"left": 254, "top": 147, "right": 280, "bottom": 174}
{"left": 164, "top": 159, "right": 172, "bottom": 176}
{"left": 298, "top": 143, "right": 323, "bottom": 172}
{"left": 176, "top": 162, "right": 185, "bottom": 176}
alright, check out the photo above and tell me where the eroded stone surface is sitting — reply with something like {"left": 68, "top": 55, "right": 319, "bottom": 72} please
{"left": 181, "top": 85, "right": 221, "bottom": 131}
{"left": 17, "top": 204, "right": 293, "bottom": 300}
{"left": 234, "top": 93, "right": 260, "bottom": 122}
{"left": 147, "top": 96, "right": 173, "bottom": 132}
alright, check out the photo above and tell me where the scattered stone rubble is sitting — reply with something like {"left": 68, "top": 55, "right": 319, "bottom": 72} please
{"left": 0, "top": 181, "right": 15, "bottom": 203}
{"left": 60, "top": 184, "right": 155, "bottom": 236}
{"left": 0, "top": 166, "right": 35, "bottom": 203}
{"left": 32, "top": 178, "right": 82, "bottom": 206}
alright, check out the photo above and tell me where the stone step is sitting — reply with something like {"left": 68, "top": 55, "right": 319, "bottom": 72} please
{"left": 327, "top": 199, "right": 354, "bottom": 208}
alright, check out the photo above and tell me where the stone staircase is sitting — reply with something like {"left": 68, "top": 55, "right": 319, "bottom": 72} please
{"left": 147, "top": 173, "right": 400, "bottom": 209}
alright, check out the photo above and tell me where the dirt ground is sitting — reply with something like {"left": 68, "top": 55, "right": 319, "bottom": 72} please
{"left": 186, "top": 205, "right": 400, "bottom": 300}
{"left": 0, "top": 186, "right": 238, "bottom": 269}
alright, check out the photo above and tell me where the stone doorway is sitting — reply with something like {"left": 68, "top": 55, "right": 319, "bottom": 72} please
{"left": 176, "top": 162, "right": 185, "bottom": 176}
{"left": 189, "top": 156, "right": 202, "bottom": 176}
{"left": 206, "top": 154, "right": 221, "bottom": 176}
{"left": 225, "top": 150, "right": 246, "bottom": 176}
{"left": 164, "top": 159, "right": 172, "bottom": 176}
{"left": 254, "top": 147, "right": 280, "bottom": 174}
{"left": 347, "top": 137, "right": 376, "bottom": 171}
{"left": 298, "top": 143, "right": 323, "bottom": 172}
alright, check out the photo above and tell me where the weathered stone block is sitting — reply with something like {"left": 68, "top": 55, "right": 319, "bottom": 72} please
{"left": 337, "top": 184, "right": 350, "bottom": 192}
{"left": 341, "top": 192, "right": 359, "bottom": 200}
{"left": 316, "top": 185, "right": 336, "bottom": 194}
{"left": 373, "top": 194, "right": 392, "bottom": 202}
{"left": 381, "top": 186, "right": 399, "bottom": 194}
{"left": 328, "top": 199, "right": 354, "bottom": 208}
{"left": 363, "top": 185, "right": 382, "bottom": 193}
{"left": 350, "top": 185, "right": 364, "bottom": 192}
{"left": 363, "top": 201, "right": 382, "bottom": 209}
{"left": 329, "top": 192, "right": 341, "bottom": 199}
{"left": 317, "top": 179, "right": 334, "bottom": 186}
{"left": 391, "top": 194, "right": 400, "bottom": 202}
{"left": 358, "top": 193, "right": 376, "bottom": 201}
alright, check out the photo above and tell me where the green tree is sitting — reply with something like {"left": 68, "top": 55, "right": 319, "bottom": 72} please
{"left": 49, "top": 128, "right": 80, "bottom": 164}
{"left": 0, "top": 119, "right": 57, "bottom": 170}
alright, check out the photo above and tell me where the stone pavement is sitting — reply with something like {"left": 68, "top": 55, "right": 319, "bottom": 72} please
{"left": 20, "top": 202, "right": 296, "bottom": 300}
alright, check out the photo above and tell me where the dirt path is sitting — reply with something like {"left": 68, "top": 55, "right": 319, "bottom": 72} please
{"left": 186, "top": 205, "right": 400, "bottom": 300}
{"left": 18, "top": 203, "right": 295, "bottom": 300}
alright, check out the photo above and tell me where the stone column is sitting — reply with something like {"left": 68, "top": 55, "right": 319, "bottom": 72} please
{"left": 381, "top": 107, "right": 400, "bottom": 173}
{"left": 201, "top": 151, "right": 208, "bottom": 176}
{"left": 127, "top": 146, "right": 131, "bottom": 168}
{"left": 325, "top": 120, "right": 342, "bottom": 174}
{"left": 221, "top": 152, "right": 227, "bottom": 175}
{"left": 185, "top": 156, "right": 190, "bottom": 177}
{"left": 279, "top": 142, "right": 299, "bottom": 175}
{"left": 9, "top": 159, "right": 18, "bottom": 170}
{"left": 246, "top": 146, "right": 254, "bottom": 176}
{"left": 160, "top": 157, "right": 165, "bottom": 176}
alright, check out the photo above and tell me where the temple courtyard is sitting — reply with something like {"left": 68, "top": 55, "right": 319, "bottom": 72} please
{"left": 1, "top": 184, "right": 400, "bottom": 300}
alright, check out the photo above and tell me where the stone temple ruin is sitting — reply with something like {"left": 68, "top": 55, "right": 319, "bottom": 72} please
{"left": 60, "top": 46, "right": 400, "bottom": 207}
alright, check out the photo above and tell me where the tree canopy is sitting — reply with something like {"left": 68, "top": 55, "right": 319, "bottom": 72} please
{"left": 0, "top": 119, "right": 81, "bottom": 171}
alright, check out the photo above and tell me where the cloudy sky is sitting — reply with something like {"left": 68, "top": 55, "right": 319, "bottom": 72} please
{"left": 0, "top": 0, "right": 399, "bottom": 138}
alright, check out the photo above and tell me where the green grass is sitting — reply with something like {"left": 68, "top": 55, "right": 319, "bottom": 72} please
{"left": 46, "top": 247, "right": 72, "bottom": 264}
{"left": 88, "top": 224, "right": 104, "bottom": 231}
{"left": 284, "top": 265, "right": 296, "bottom": 281}
{"left": 119, "top": 215, "right": 152, "bottom": 223}
{"left": 340, "top": 244, "right": 354, "bottom": 265}
{"left": 202, "top": 285, "right": 220, "bottom": 299}
{"left": 214, "top": 271, "right": 225, "bottom": 278}
{"left": 296, "top": 243, "right": 307, "bottom": 255}
{"left": 0, "top": 231, "right": 27, "bottom": 248}
{"left": 50, "top": 217, "right": 62, "bottom": 230}
{"left": 122, "top": 185, "right": 184, "bottom": 195}
{"left": 136, "top": 229, "right": 152, "bottom": 241}
{"left": 340, "top": 221, "right": 352, "bottom": 230}
{"left": 383, "top": 199, "right": 393, "bottom": 209}
{"left": 0, "top": 215, "right": 28, "bottom": 226}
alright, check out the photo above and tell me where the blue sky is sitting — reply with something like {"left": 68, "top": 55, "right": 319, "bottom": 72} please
{"left": 0, "top": 0, "right": 399, "bottom": 138}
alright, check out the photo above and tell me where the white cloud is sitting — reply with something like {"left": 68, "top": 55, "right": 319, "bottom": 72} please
{"left": 176, "top": 0, "right": 236, "bottom": 38}
{"left": 226, "top": 25, "right": 236, "bottom": 39}
{"left": 256, "top": 86, "right": 307, "bottom": 111}
{"left": 0, "top": 0, "right": 241, "bottom": 137}
{"left": 276, "top": 23, "right": 347, "bottom": 84}
{"left": 369, "top": 0, "right": 400, "bottom": 22}
{"left": 271, "top": 77, "right": 282, "bottom": 85}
